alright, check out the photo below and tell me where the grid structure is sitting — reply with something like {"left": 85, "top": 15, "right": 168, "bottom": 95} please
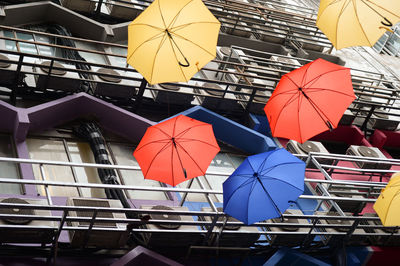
{"left": 0, "top": 0, "right": 400, "bottom": 264}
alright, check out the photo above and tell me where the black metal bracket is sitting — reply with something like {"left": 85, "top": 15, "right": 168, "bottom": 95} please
{"left": 134, "top": 78, "right": 148, "bottom": 112}
{"left": 10, "top": 54, "right": 24, "bottom": 105}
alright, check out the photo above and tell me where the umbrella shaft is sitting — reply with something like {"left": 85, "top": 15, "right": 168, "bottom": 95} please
{"left": 256, "top": 177, "right": 283, "bottom": 218}
{"left": 166, "top": 30, "right": 190, "bottom": 67}
{"left": 299, "top": 87, "right": 333, "bottom": 131}
{"left": 172, "top": 138, "right": 188, "bottom": 179}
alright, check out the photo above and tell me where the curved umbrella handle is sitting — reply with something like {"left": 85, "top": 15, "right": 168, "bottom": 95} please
{"left": 381, "top": 17, "right": 393, "bottom": 27}
{"left": 379, "top": 26, "right": 394, "bottom": 33}
{"left": 179, "top": 57, "right": 190, "bottom": 68}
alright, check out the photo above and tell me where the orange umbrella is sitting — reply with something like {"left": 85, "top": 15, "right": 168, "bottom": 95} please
{"left": 133, "top": 115, "right": 220, "bottom": 186}
{"left": 264, "top": 58, "right": 356, "bottom": 143}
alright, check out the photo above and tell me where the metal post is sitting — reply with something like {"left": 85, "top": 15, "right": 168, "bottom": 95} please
{"left": 62, "top": 139, "right": 84, "bottom": 197}
{"left": 244, "top": 86, "right": 257, "bottom": 114}
{"left": 301, "top": 216, "right": 319, "bottom": 248}
{"left": 309, "top": 155, "right": 345, "bottom": 216}
{"left": 95, "top": 0, "right": 104, "bottom": 17}
{"left": 179, "top": 178, "right": 194, "bottom": 206}
{"left": 196, "top": 177, "right": 219, "bottom": 245}
{"left": 48, "top": 210, "right": 68, "bottom": 266}
{"left": 39, "top": 164, "right": 53, "bottom": 205}
{"left": 82, "top": 209, "right": 98, "bottom": 248}
{"left": 361, "top": 105, "right": 376, "bottom": 134}
{"left": 42, "top": 59, "right": 55, "bottom": 92}
{"left": 10, "top": 54, "right": 24, "bottom": 105}
{"left": 134, "top": 78, "right": 148, "bottom": 112}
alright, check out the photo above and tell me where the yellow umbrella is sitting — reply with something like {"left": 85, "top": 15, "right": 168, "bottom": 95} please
{"left": 316, "top": 0, "right": 400, "bottom": 50}
{"left": 127, "top": 0, "right": 220, "bottom": 85}
{"left": 373, "top": 172, "right": 400, "bottom": 226}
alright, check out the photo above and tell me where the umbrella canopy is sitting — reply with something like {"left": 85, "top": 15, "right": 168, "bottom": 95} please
{"left": 223, "top": 148, "right": 305, "bottom": 225}
{"left": 127, "top": 0, "right": 220, "bottom": 85}
{"left": 264, "top": 58, "right": 355, "bottom": 143}
{"left": 133, "top": 115, "right": 220, "bottom": 186}
{"left": 317, "top": 0, "right": 400, "bottom": 50}
{"left": 373, "top": 172, "right": 400, "bottom": 226}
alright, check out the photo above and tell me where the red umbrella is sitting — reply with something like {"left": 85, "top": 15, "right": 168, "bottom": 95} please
{"left": 133, "top": 115, "right": 220, "bottom": 186}
{"left": 264, "top": 58, "right": 355, "bottom": 143}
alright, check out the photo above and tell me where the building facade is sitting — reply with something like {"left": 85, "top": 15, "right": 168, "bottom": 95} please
{"left": 0, "top": 0, "right": 399, "bottom": 265}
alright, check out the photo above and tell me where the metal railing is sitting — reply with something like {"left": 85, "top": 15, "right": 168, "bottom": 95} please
{"left": 0, "top": 151, "right": 396, "bottom": 253}
{"left": 0, "top": 23, "right": 400, "bottom": 126}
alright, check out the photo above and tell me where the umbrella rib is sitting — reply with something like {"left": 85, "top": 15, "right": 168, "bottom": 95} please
{"left": 167, "top": 0, "right": 196, "bottom": 29}
{"left": 383, "top": 189, "right": 400, "bottom": 225}
{"left": 260, "top": 162, "right": 306, "bottom": 175}
{"left": 157, "top": 0, "right": 168, "bottom": 29}
{"left": 259, "top": 175, "right": 304, "bottom": 192}
{"left": 361, "top": 0, "right": 400, "bottom": 20}
{"left": 170, "top": 21, "right": 221, "bottom": 32}
{"left": 224, "top": 177, "right": 255, "bottom": 210}
{"left": 176, "top": 138, "right": 220, "bottom": 150}
{"left": 246, "top": 157, "right": 258, "bottom": 174}
{"left": 363, "top": 0, "right": 400, "bottom": 19}
{"left": 305, "top": 87, "right": 355, "bottom": 98}
{"left": 302, "top": 68, "right": 349, "bottom": 88}
{"left": 174, "top": 123, "right": 208, "bottom": 138}
{"left": 255, "top": 152, "right": 271, "bottom": 175}
{"left": 152, "top": 126, "right": 173, "bottom": 139}
{"left": 259, "top": 161, "right": 305, "bottom": 175}
{"left": 129, "top": 23, "right": 165, "bottom": 31}
{"left": 300, "top": 62, "right": 313, "bottom": 88}
{"left": 334, "top": 0, "right": 351, "bottom": 48}
{"left": 317, "top": 0, "right": 345, "bottom": 24}
{"left": 353, "top": 0, "right": 373, "bottom": 46}
{"left": 150, "top": 32, "right": 169, "bottom": 84}
{"left": 143, "top": 141, "right": 172, "bottom": 178}
{"left": 175, "top": 141, "right": 208, "bottom": 176}
{"left": 170, "top": 31, "right": 217, "bottom": 58}
{"left": 126, "top": 32, "right": 165, "bottom": 64}
{"left": 134, "top": 139, "right": 170, "bottom": 153}
{"left": 284, "top": 74, "right": 300, "bottom": 88}
{"left": 270, "top": 92, "right": 301, "bottom": 136}
{"left": 172, "top": 115, "right": 180, "bottom": 137}
{"left": 230, "top": 173, "right": 256, "bottom": 179}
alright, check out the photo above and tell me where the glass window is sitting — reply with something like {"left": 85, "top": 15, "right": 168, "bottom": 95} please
{"left": 176, "top": 176, "right": 210, "bottom": 202}
{"left": 228, "top": 154, "right": 246, "bottom": 168}
{"left": 108, "top": 46, "right": 128, "bottom": 67}
{"left": 204, "top": 153, "right": 236, "bottom": 202}
{"left": 27, "top": 138, "right": 79, "bottom": 197}
{"left": 110, "top": 143, "right": 168, "bottom": 200}
{"left": 67, "top": 141, "right": 107, "bottom": 198}
{"left": 374, "top": 32, "right": 389, "bottom": 53}
{"left": 36, "top": 35, "right": 55, "bottom": 57}
{"left": 387, "top": 33, "right": 400, "bottom": 56}
{"left": 3, "top": 31, "right": 17, "bottom": 52}
{"left": 75, "top": 40, "right": 107, "bottom": 64}
{"left": 0, "top": 135, "right": 21, "bottom": 195}
{"left": 16, "top": 32, "right": 38, "bottom": 55}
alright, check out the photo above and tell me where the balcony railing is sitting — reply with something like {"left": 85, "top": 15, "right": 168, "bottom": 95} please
{"left": 0, "top": 151, "right": 396, "bottom": 260}
{"left": 0, "top": 24, "right": 400, "bottom": 132}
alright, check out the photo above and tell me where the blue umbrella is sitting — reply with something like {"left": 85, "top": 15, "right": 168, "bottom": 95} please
{"left": 223, "top": 148, "right": 305, "bottom": 225}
